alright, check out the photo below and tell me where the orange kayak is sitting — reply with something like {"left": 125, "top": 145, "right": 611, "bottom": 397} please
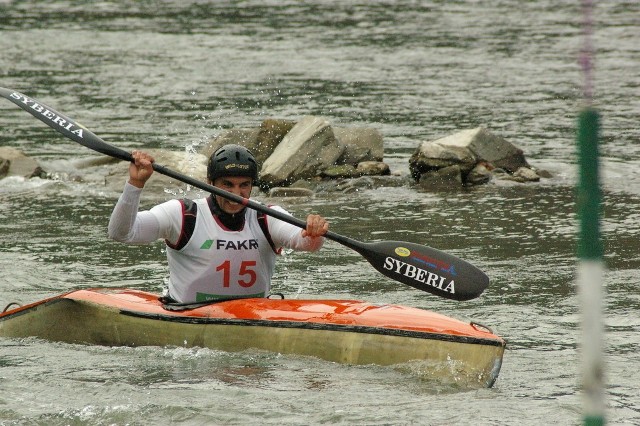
{"left": 0, "top": 288, "right": 505, "bottom": 387}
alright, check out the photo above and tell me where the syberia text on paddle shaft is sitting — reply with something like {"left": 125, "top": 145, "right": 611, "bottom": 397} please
{"left": 383, "top": 257, "right": 455, "bottom": 294}
{"left": 9, "top": 92, "right": 84, "bottom": 137}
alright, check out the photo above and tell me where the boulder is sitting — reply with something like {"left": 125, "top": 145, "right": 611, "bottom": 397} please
{"left": 417, "top": 165, "right": 464, "bottom": 188}
{"left": 334, "top": 126, "right": 384, "bottom": 165}
{"left": 437, "top": 127, "right": 529, "bottom": 172}
{"left": 320, "top": 164, "right": 360, "bottom": 179}
{"left": 357, "top": 161, "right": 390, "bottom": 176}
{"left": 320, "top": 161, "right": 391, "bottom": 180}
{"left": 480, "top": 130, "right": 527, "bottom": 172}
{"left": 201, "top": 117, "right": 388, "bottom": 185}
{"left": 466, "top": 162, "right": 493, "bottom": 186}
{"left": 495, "top": 166, "right": 541, "bottom": 183}
{"left": 253, "top": 119, "right": 296, "bottom": 164}
{"left": 200, "top": 128, "right": 259, "bottom": 161}
{"left": 200, "top": 119, "right": 295, "bottom": 166}
{"left": 410, "top": 127, "right": 531, "bottom": 186}
{"left": 0, "top": 147, "right": 44, "bottom": 179}
{"left": 259, "top": 116, "right": 345, "bottom": 188}
{"left": 410, "top": 141, "right": 477, "bottom": 180}
{"left": 513, "top": 167, "right": 540, "bottom": 182}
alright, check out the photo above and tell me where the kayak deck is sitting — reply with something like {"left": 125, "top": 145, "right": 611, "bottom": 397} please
{"left": 0, "top": 288, "right": 505, "bottom": 387}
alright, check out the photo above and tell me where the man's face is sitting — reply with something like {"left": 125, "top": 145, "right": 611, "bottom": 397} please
{"left": 212, "top": 175, "right": 253, "bottom": 214}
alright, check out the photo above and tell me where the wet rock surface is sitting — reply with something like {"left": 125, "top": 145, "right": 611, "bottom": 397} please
{"left": 3, "top": 122, "right": 547, "bottom": 196}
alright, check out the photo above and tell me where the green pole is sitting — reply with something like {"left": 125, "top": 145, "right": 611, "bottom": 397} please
{"left": 577, "top": 0, "right": 605, "bottom": 422}
{"left": 577, "top": 108, "right": 605, "bottom": 426}
{"left": 577, "top": 108, "right": 603, "bottom": 260}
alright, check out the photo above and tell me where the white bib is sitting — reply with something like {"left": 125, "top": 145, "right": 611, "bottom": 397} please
{"left": 166, "top": 199, "right": 277, "bottom": 303}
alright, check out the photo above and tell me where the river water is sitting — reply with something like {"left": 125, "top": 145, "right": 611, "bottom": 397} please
{"left": 0, "top": 0, "right": 638, "bottom": 424}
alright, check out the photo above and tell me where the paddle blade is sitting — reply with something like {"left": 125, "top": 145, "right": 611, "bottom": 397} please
{"left": 0, "top": 87, "right": 132, "bottom": 162}
{"left": 356, "top": 240, "right": 489, "bottom": 301}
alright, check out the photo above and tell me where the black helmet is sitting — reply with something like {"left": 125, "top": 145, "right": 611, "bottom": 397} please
{"left": 207, "top": 144, "right": 259, "bottom": 183}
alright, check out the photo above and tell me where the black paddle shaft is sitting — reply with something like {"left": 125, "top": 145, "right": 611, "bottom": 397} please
{"left": 0, "top": 87, "right": 490, "bottom": 301}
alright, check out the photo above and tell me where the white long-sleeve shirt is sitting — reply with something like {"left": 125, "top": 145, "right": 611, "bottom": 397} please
{"left": 108, "top": 183, "right": 324, "bottom": 302}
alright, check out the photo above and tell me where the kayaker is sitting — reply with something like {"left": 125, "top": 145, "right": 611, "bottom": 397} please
{"left": 108, "top": 144, "right": 328, "bottom": 304}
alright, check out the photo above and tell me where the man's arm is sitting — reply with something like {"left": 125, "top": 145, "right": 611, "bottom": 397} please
{"left": 107, "top": 182, "right": 162, "bottom": 244}
{"left": 267, "top": 207, "right": 328, "bottom": 252}
{"left": 107, "top": 150, "right": 181, "bottom": 245}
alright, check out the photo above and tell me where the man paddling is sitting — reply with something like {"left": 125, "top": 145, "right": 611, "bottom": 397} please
{"left": 108, "top": 144, "right": 329, "bottom": 303}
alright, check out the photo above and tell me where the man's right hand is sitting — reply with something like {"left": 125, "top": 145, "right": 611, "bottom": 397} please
{"left": 128, "top": 150, "right": 155, "bottom": 188}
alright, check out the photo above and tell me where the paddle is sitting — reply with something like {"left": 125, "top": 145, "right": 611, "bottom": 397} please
{"left": 0, "top": 87, "right": 490, "bottom": 301}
